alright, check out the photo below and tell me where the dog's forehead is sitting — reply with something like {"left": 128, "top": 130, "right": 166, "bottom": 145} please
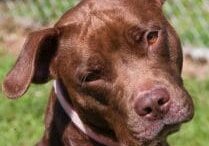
{"left": 56, "top": 0, "right": 165, "bottom": 62}
{"left": 56, "top": 0, "right": 163, "bottom": 28}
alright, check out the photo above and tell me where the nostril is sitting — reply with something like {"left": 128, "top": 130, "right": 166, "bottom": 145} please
{"left": 144, "top": 107, "right": 152, "bottom": 114}
{"left": 158, "top": 97, "right": 166, "bottom": 106}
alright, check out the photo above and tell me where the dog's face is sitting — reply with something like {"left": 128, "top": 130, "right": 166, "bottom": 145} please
{"left": 3, "top": 0, "right": 194, "bottom": 145}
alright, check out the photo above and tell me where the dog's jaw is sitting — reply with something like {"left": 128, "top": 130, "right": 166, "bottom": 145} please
{"left": 54, "top": 80, "right": 179, "bottom": 146}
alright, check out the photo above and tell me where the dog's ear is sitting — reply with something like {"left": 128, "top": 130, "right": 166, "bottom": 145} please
{"left": 2, "top": 28, "right": 59, "bottom": 99}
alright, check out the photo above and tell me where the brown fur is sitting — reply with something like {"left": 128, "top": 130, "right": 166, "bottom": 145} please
{"left": 2, "top": 0, "right": 194, "bottom": 146}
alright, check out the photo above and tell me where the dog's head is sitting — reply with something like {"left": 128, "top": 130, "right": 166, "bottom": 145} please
{"left": 3, "top": 0, "right": 194, "bottom": 145}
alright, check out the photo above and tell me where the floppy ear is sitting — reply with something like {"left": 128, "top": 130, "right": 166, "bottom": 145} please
{"left": 2, "top": 28, "right": 60, "bottom": 99}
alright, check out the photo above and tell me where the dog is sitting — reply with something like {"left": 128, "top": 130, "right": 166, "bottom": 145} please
{"left": 2, "top": 0, "right": 194, "bottom": 146}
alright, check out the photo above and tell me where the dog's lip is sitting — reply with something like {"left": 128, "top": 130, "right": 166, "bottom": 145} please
{"left": 129, "top": 122, "right": 181, "bottom": 144}
{"left": 148, "top": 123, "right": 181, "bottom": 141}
{"left": 160, "top": 123, "right": 181, "bottom": 136}
{"left": 117, "top": 124, "right": 181, "bottom": 146}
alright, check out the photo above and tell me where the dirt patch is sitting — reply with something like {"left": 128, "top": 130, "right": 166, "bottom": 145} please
{"left": 0, "top": 16, "right": 41, "bottom": 55}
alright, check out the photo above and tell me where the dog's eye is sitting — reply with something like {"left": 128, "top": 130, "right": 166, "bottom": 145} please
{"left": 147, "top": 31, "right": 158, "bottom": 44}
{"left": 147, "top": 31, "right": 159, "bottom": 45}
{"left": 81, "top": 70, "right": 102, "bottom": 83}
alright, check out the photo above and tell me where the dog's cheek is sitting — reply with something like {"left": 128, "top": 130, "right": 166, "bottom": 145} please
{"left": 89, "top": 91, "right": 108, "bottom": 105}
{"left": 81, "top": 85, "right": 110, "bottom": 106}
{"left": 166, "top": 21, "right": 183, "bottom": 75}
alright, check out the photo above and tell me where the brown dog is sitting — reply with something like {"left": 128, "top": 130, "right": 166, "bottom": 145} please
{"left": 2, "top": 0, "right": 194, "bottom": 146}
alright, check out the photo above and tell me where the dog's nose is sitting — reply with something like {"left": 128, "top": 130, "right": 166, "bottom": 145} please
{"left": 134, "top": 88, "right": 170, "bottom": 120}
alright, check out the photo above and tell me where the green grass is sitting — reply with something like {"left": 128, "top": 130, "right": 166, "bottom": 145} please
{"left": 0, "top": 51, "right": 51, "bottom": 146}
{"left": 0, "top": 51, "right": 209, "bottom": 146}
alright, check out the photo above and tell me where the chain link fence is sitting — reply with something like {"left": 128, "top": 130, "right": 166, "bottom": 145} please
{"left": 165, "top": 0, "right": 209, "bottom": 47}
{"left": 1, "top": 0, "right": 209, "bottom": 47}
{"left": 1, "top": 0, "right": 77, "bottom": 24}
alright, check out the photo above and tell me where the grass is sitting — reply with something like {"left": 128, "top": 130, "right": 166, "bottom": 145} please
{"left": 0, "top": 51, "right": 51, "bottom": 146}
{"left": 0, "top": 50, "right": 209, "bottom": 146}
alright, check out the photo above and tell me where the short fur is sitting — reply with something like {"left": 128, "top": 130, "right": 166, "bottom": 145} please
{"left": 3, "top": 0, "right": 194, "bottom": 146}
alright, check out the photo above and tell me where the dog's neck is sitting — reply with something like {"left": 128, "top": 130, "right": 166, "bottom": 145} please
{"left": 53, "top": 80, "right": 119, "bottom": 146}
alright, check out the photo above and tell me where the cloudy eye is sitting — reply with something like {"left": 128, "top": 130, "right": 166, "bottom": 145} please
{"left": 146, "top": 31, "right": 159, "bottom": 45}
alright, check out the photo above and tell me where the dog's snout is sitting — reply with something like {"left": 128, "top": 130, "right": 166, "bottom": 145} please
{"left": 134, "top": 88, "right": 170, "bottom": 120}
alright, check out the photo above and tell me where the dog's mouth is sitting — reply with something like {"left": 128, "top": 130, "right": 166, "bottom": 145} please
{"left": 126, "top": 93, "right": 194, "bottom": 144}
{"left": 113, "top": 123, "right": 181, "bottom": 146}
{"left": 134, "top": 123, "right": 180, "bottom": 139}
{"left": 158, "top": 123, "right": 181, "bottom": 137}
{"left": 124, "top": 105, "right": 192, "bottom": 145}
{"left": 149, "top": 123, "right": 181, "bottom": 146}
{"left": 123, "top": 123, "right": 181, "bottom": 146}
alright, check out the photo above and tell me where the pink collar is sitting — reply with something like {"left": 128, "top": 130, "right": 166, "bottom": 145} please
{"left": 53, "top": 80, "right": 119, "bottom": 146}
